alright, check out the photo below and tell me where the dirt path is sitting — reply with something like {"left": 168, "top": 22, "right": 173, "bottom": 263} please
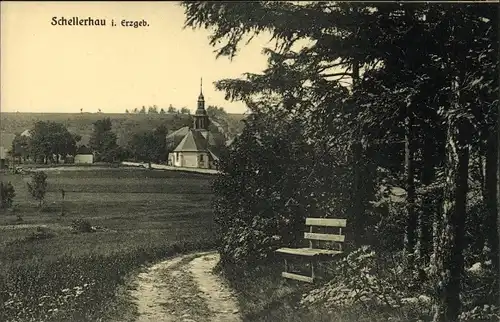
{"left": 127, "top": 252, "right": 241, "bottom": 322}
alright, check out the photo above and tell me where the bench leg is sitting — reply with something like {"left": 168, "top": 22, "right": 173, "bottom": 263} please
{"left": 284, "top": 258, "right": 288, "bottom": 273}
{"left": 311, "top": 260, "right": 315, "bottom": 280}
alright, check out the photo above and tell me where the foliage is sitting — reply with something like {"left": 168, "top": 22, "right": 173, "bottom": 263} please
{"left": 25, "top": 227, "right": 56, "bottom": 242}
{"left": 27, "top": 121, "right": 79, "bottom": 163}
{"left": 127, "top": 125, "right": 168, "bottom": 163}
{"left": 1, "top": 113, "right": 245, "bottom": 155}
{"left": 213, "top": 110, "right": 348, "bottom": 269}
{"left": 300, "top": 247, "right": 433, "bottom": 321}
{"left": 459, "top": 260, "right": 500, "bottom": 321}
{"left": 27, "top": 171, "right": 48, "bottom": 207}
{"left": 11, "top": 134, "right": 30, "bottom": 159}
{"left": 0, "top": 181, "right": 16, "bottom": 209}
{"left": 148, "top": 105, "right": 159, "bottom": 114}
{"left": 71, "top": 219, "right": 94, "bottom": 233}
{"left": 167, "top": 104, "right": 177, "bottom": 113}
{"left": 180, "top": 107, "right": 191, "bottom": 114}
{"left": 89, "top": 118, "right": 119, "bottom": 163}
{"left": 182, "top": 2, "right": 498, "bottom": 321}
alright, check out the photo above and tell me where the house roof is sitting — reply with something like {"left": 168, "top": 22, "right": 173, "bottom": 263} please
{"left": 173, "top": 129, "right": 209, "bottom": 152}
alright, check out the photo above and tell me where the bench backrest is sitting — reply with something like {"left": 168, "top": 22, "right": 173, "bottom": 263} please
{"left": 304, "top": 217, "right": 347, "bottom": 250}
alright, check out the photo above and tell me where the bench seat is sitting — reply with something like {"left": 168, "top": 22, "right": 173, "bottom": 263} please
{"left": 275, "top": 217, "right": 347, "bottom": 283}
{"left": 275, "top": 247, "right": 342, "bottom": 257}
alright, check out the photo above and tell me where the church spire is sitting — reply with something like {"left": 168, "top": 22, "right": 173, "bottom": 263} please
{"left": 198, "top": 77, "right": 204, "bottom": 101}
{"left": 194, "top": 77, "right": 209, "bottom": 131}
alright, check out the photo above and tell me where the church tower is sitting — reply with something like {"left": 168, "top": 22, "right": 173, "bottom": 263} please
{"left": 193, "top": 78, "right": 210, "bottom": 134}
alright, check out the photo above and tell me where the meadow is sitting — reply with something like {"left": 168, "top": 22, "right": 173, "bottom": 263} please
{"left": 0, "top": 167, "right": 216, "bottom": 322}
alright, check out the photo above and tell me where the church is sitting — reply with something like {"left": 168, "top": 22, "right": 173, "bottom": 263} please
{"left": 166, "top": 80, "right": 224, "bottom": 170}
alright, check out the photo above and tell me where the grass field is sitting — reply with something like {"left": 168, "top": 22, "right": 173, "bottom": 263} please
{"left": 0, "top": 167, "right": 216, "bottom": 322}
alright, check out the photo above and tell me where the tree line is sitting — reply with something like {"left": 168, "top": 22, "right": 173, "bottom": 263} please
{"left": 124, "top": 104, "right": 191, "bottom": 115}
{"left": 9, "top": 118, "right": 171, "bottom": 165}
{"left": 182, "top": 2, "right": 499, "bottom": 321}
{"left": 8, "top": 105, "right": 231, "bottom": 167}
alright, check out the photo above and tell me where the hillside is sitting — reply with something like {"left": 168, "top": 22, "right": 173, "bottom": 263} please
{"left": 0, "top": 112, "right": 246, "bottom": 149}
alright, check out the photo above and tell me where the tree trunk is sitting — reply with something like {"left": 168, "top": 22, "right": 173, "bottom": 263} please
{"left": 350, "top": 57, "right": 366, "bottom": 247}
{"left": 497, "top": 0, "right": 500, "bottom": 281}
{"left": 417, "top": 136, "right": 436, "bottom": 265}
{"left": 404, "top": 106, "right": 417, "bottom": 264}
{"left": 484, "top": 128, "right": 498, "bottom": 270}
{"left": 433, "top": 78, "right": 470, "bottom": 322}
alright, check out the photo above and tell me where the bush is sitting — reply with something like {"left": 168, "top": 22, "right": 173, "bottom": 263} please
{"left": 25, "top": 227, "right": 56, "bottom": 242}
{"left": 213, "top": 111, "right": 364, "bottom": 272}
{"left": 71, "top": 219, "right": 94, "bottom": 233}
{"left": 0, "top": 181, "right": 16, "bottom": 210}
{"left": 300, "top": 247, "right": 434, "bottom": 321}
{"left": 27, "top": 171, "right": 48, "bottom": 207}
{"left": 459, "top": 260, "right": 500, "bottom": 321}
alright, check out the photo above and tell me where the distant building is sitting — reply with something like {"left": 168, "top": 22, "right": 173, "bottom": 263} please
{"left": 74, "top": 145, "right": 94, "bottom": 164}
{"left": 167, "top": 79, "right": 222, "bottom": 170}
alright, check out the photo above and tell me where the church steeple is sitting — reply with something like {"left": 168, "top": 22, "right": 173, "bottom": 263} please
{"left": 194, "top": 77, "right": 209, "bottom": 131}
{"left": 198, "top": 77, "right": 205, "bottom": 102}
{"left": 196, "top": 78, "right": 205, "bottom": 110}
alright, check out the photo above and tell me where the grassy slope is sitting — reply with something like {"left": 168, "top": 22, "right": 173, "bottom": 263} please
{"left": 0, "top": 168, "right": 216, "bottom": 322}
{"left": 0, "top": 112, "right": 246, "bottom": 147}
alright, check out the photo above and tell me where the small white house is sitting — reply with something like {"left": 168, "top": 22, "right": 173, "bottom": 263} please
{"left": 74, "top": 145, "right": 94, "bottom": 164}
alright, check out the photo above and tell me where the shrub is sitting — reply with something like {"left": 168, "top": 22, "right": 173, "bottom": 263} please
{"left": 27, "top": 171, "right": 48, "bottom": 207}
{"left": 300, "top": 246, "right": 434, "bottom": 321}
{"left": 213, "top": 112, "right": 349, "bottom": 271}
{"left": 459, "top": 260, "right": 500, "bottom": 321}
{"left": 0, "top": 181, "right": 16, "bottom": 210}
{"left": 71, "top": 219, "right": 94, "bottom": 233}
{"left": 25, "top": 227, "right": 56, "bottom": 242}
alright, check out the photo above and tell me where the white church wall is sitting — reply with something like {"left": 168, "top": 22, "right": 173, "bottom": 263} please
{"left": 180, "top": 152, "right": 199, "bottom": 168}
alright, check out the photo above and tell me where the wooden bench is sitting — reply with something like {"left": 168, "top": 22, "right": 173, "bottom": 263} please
{"left": 275, "top": 217, "right": 347, "bottom": 283}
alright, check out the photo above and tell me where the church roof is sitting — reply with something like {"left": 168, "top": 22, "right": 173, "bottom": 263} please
{"left": 208, "top": 149, "right": 219, "bottom": 161}
{"left": 174, "top": 129, "right": 209, "bottom": 152}
{"left": 167, "top": 126, "right": 224, "bottom": 148}
{"left": 166, "top": 126, "right": 190, "bottom": 139}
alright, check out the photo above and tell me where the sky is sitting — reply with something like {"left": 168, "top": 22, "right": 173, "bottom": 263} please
{"left": 0, "top": 1, "right": 272, "bottom": 114}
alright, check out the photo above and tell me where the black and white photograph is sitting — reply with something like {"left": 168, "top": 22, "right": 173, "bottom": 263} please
{"left": 0, "top": 1, "right": 499, "bottom": 322}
